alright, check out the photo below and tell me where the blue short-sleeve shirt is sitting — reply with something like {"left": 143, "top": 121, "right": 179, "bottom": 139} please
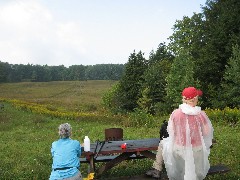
{"left": 49, "top": 138, "right": 81, "bottom": 180}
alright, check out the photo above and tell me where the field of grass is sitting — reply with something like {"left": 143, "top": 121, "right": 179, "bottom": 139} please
{"left": 0, "top": 80, "right": 116, "bottom": 112}
{"left": 0, "top": 81, "right": 239, "bottom": 179}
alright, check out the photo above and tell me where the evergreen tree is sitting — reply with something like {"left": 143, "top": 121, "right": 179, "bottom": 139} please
{"left": 220, "top": 44, "right": 240, "bottom": 108}
{"left": 166, "top": 50, "right": 200, "bottom": 110}
{"left": 141, "top": 60, "right": 171, "bottom": 114}
{"left": 135, "top": 43, "right": 173, "bottom": 114}
{"left": 117, "top": 51, "right": 147, "bottom": 111}
{"left": 0, "top": 61, "right": 10, "bottom": 82}
{"left": 148, "top": 42, "right": 174, "bottom": 65}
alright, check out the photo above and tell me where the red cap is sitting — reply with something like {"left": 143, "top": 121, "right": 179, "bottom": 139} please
{"left": 182, "top": 87, "right": 202, "bottom": 100}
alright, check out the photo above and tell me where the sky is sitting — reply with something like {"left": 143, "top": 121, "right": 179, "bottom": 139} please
{"left": 0, "top": 0, "right": 206, "bottom": 67}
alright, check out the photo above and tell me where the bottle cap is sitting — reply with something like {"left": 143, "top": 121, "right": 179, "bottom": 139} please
{"left": 121, "top": 143, "right": 127, "bottom": 149}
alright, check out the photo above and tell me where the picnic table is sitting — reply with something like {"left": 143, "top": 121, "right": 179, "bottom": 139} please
{"left": 81, "top": 138, "right": 159, "bottom": 178}
{"left": 80, "top": 137, "right": 230, "bottom": 179}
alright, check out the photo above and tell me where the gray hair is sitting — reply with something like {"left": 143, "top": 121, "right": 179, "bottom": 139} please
{"left": 58, "top": 123, "right": 72, "bottom": 138}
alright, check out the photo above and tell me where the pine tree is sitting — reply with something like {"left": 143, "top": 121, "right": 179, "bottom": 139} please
{"left": 166, "top": 50, "right": 200, "bottom": 109}
{"left": 221, "top": 44, "right": 240, "bottom": 108}
{"left": 118, "top": 51, "right": 147, "bottom": 111}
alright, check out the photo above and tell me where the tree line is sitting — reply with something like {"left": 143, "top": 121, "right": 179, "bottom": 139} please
{"left": 0, "top": 62, "right": 125, "bottom": 82}
{"left": 102, "top": 0, "right": 240, "bottom": 114}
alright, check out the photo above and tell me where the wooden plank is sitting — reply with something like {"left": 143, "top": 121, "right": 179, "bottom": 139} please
{"left": 140, "top": 150, "right": 157, "bottom": 160}
{"left": 207, "top": 164, "right": 230, "bottom": 175}
{"left": 80, "top": 153, "right": 150, "bottom": 163}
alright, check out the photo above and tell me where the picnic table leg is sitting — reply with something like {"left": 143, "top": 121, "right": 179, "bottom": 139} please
{"left": 89, "top": 155, "right": 95, "bottom": 173}
{"left": 96, "top": 152, "right": 135, "bottom": 178}
{"left": 140, "top": 150, "right": 157, "bottom": 160}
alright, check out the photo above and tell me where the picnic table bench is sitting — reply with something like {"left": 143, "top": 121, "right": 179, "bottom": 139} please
{"left": 80, "top": 137, "right": 230, "bottom": 179}
{"left": 80, "top": 153, "right": 147, "bottom": 163}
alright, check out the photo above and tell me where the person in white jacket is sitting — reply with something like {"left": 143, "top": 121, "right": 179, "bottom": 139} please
{"left": 146, "top": 87, "right": 214, "bottom": 180}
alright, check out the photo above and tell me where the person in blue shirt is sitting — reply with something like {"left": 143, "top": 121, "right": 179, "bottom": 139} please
{"left": 50, "top": 123, "right": 82, "bottom": 180}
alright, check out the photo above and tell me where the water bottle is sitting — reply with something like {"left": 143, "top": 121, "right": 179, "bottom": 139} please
{"left": 84, "top": 136, "right": 90, "bottom": 152}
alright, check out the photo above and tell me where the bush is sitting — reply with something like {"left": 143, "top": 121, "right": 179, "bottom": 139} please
{"left": 125, "top": 108, "right": 156, "bottom": 128}
{"left": 102, "top": 83, "right": 125, "bottom": 114}
{"left": 154, "top": 101, "right": 172, "bottom": 116}
{"left": 205, "top": 107, "right": 240, "bottom": 125}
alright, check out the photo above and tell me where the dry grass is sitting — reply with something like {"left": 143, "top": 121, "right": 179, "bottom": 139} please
{"left": 0, "top": 80, "right": 116, "bottom": 112}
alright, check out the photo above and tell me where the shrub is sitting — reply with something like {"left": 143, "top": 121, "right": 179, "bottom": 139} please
{"left": 205, "top": 107, "right": 240, "bottom": 125}
{"left": 125, "top": 108, "right": 156, "bottom": 128}
{"left": 154, "top": 101, "right": 172, "bottom": 116}
{"left": 102, "top": 83, "right": 126, "bottom": 114}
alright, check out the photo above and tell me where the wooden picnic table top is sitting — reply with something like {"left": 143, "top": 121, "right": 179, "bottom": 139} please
{"left": 81, "top": 138, "right": 160, "bottom": 178}
{"left": 83, "top": 138, "right": 160, "bottom": 156}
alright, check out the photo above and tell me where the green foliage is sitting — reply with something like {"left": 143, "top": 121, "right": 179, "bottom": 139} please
{"left": 220, "top": 44, "right": 240, "bottom": 108}
{"left": 168, "top": 13, "right": 205, "bottom": 56}
{"left": 141, "top": 60, "right": 172, "bottom": 113}
{"left": 137, "top": 87, "right": 153, "bottom": 113}
{"left": 0, "top": 61, "right": 124, "bottom": 82}
{"left": 205, "top": 107, "right": 240, "bottom": 125}
{"left": 85, "top": 64, "right": 125, "bottom": 80}
{"left": 197, "top": 0, "right": 240, "bottom": 107}
{"left": 138, "top": 43, "right": 173, "bottom": 115}
{"left": 0, "top": 61, "right": 10, "bottom": 82}
{"left": 148, "top": 43, "right": 174, "bottom": 65}
{"left": 165, "top": 50, "right": 200, "bottom": 109}
{"left": 167, "top": 0, "right": 240, "bottom": 108}
{"left": 154, "top": 101, "right": 172, "bottom": 116}
{"left": 102, "top": 82, "right": 126, "bottom": 114}
{"left": 117, "top": 51, "right": 147, "bottom": 111}
{"left": 125, "top": 108, "right": 156, "bottom": 128}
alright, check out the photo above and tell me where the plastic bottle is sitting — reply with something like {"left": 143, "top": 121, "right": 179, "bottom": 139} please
{"left": 84, "top": 136, "right": 90, "bottom": 152}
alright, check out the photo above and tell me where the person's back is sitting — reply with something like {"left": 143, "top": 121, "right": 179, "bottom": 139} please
{"left": 50, "top": 123, "right": 82, "bottom": 180}
{"left": 162, "top": 87, "right": 213, "bottom": 180}
{"left": 172, "top": 108, "right": 211, "bottom": 148}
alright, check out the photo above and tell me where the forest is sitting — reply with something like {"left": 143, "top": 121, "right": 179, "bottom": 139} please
{"left": 0, "top": 63, "right": 125, "bottom": 82}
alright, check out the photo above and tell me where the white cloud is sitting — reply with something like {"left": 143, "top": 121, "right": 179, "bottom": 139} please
{"left": 0, "top": 0, "right": 86, "bottom": 66}
{"left": 0, "top": 0, "right": 205, "bottom": 66}
{"left": 56, "top": 22, "right": 86, "bottom": 54}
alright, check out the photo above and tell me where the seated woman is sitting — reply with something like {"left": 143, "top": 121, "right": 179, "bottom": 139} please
{"left": 146, "top": 87, "right": 214, "bottom": 180}
{"left": 49, "top": 123, "right": 82, "bottom": 180}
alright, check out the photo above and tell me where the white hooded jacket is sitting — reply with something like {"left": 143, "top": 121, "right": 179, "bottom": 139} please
{"left": 162, "top": 103, "right": 214, "bottom": 180}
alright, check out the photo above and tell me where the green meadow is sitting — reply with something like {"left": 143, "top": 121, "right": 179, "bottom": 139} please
{"left": 0, "top": 81, "right": 239, "bottom": 179}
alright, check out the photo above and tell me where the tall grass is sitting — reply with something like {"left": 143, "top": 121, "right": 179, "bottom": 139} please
{"left": 0, "top": 80, "right": 116, "bottom": 112}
